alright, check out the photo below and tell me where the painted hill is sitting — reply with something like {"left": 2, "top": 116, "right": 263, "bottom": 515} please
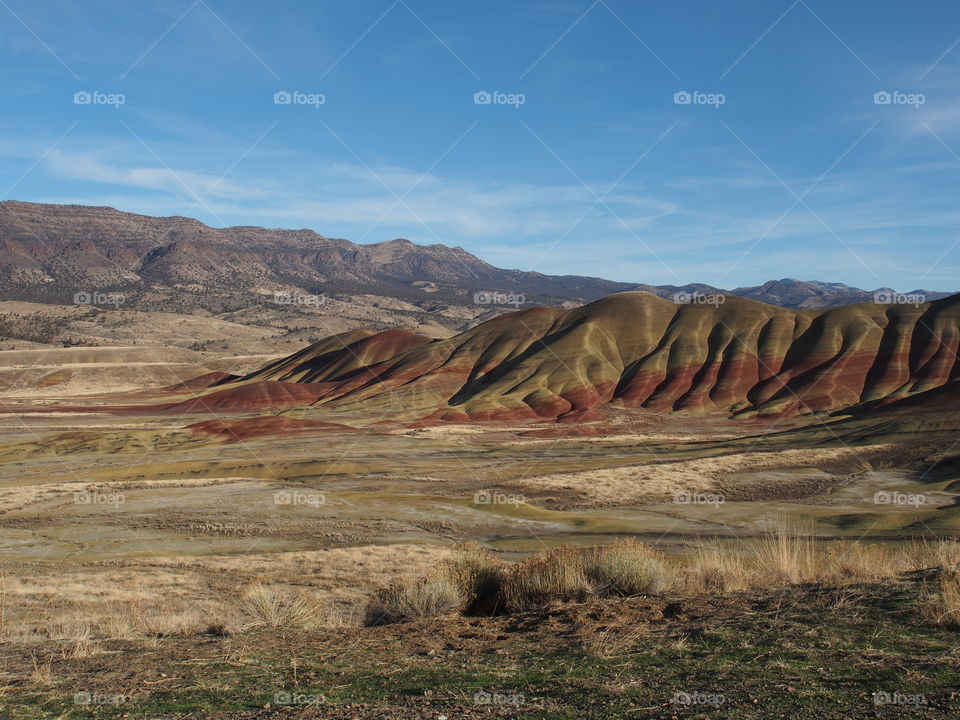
{"left": 197, "top": 292, "right": 960, "bottom": 422}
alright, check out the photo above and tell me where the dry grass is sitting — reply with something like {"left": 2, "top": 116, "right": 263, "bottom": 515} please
{"left": 921, "top": 571, "right": 960, "bottom": 627}
{"left": 748, "top": 519, "right": 818, "bottom": 585}
{"left": 515, "top": 446, "right": 890, "bottom": 504}
{"left": 576, "top": 621, "right": 648, "bottom": 658}
{"left": 822, "top": 541, "right": 900, "bottom": 582}
{"left": 0, "top": 544, "right": 446, "bottom": 641}
{"left": 582, "top": 539, "right": 670, "bottom": 597}
{"left": 29, "top": 655, "right": 53, "bottom": 686}
{"left": 683, "top": 543, "right": 753, "bottom": 594}
{"left": 5, "top": 531, "right": 960, "bottom": 639}
{"left": 46, "top": 618, "right": 99, "bottom": 659}
{"left": 103, "top": 593, "right": 219, "bottom": 639}
{"left": 364, "top": 536, "right": 960, "bottom": 624}
{"left": 902, "top": 539, "right": 960, "bottom": 571}
{"left": 440, "top": 542, "right": 506, "bottom": 614}
{"left": 238, "top": 584, "right": 321, "bottom": 630}
{"left": 683, "top": 533, "right": 960, "bottom": 595}
{"left": 0, "top": 572, "right": 6, "bottom": 638}
{"left": 501, "top": 548, "right": 593, "bottom": 612}
{"left": 684, "top": 533, "right": 910, "bottom": 592}
{"left": 364, "top": 577, "right": 462, "bottom": 626}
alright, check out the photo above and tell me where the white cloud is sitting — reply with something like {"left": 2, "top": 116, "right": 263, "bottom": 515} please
{"left": 43, "top": 149, "right": 259, "bottom": 201}
{"left": 1, "top": 126, "right": 954, "bottom": 292}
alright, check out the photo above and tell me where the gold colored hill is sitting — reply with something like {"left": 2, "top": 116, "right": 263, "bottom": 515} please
{"left": 191, "top": 292, "right": 960, "bottom": 423}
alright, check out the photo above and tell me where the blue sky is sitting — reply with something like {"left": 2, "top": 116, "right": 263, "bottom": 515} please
{"left": 1, "top": 0, "right": 959, "bottom": 290}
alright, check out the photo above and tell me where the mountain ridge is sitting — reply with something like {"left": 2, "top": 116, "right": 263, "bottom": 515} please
{"left": 0, "top": 201, "right": 951, "bottom": 316}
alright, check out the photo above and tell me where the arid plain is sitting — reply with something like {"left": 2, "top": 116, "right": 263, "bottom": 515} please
{"left": 1, "top": 289, "right": 959, "bottom": 717}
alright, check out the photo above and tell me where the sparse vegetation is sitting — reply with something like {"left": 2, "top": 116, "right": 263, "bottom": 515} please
{"left": 823, "top": 539, "right": 900, "bottom": 581}
{"left": 364, "top": 577, "right": 463, "bottom": 626}
{"left": 440, "top": 542, "right": 506, "bottom": 614}
{"left": 684, "top": 541, "right": 753, "bottom": 594}
{"left": 748, "top": 518, "right": 819, "bottom": 584}
{"left": 364, "top": 536, "right": 960, "bottom": 626}
{"left": 575, "top": 619, "right": 649, "bottom": 659}
{"left": 921, "top": 570, "right": 960, "bottom": 627}
{"left": 7, "top": 566, "right": 960, "bottom": 719}
{"left": 0, "top": 312, "right": 64, "bottom": 344}
{"left": 238, "top": 583, "right": 320, "bottom": 629}
{"left": 500, "top": 547, "right": 593, "bottom": 612}
{"left": 904, "top": 538, "right": 960, "bottom": 570}
{"left": 582, "top": 538, "right": 671, "bottom": 597}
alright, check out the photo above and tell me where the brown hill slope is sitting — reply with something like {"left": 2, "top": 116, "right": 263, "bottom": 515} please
{"left": 203, "top": 292, "right": 960, "bottom": 422}
{"left": 0, "top": 200, "right": 631, "bottom": 310}
{"left": 1, "top": 202, "right": 951, "bottom": 316}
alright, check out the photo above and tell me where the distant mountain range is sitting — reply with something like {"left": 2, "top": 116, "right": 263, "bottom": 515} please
{"left": 0, "top": 201, "right": 952, "bottom": 314}
{"left": 633, "top": 279, "right": 951, "bottom": 310}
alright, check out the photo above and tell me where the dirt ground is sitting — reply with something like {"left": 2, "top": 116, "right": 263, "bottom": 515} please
{"left": 3, "top": 572, "right": 959, "bottom": 719}
{"left": 0, "top": 346, "right": 957, "bottom": 718}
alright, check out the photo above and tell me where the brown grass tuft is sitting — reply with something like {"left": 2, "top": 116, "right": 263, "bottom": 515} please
{"left": 683, "top": 543, "right": 752, "bottom": 594}
{"left": 239, "top": 584, "right": 321, "bottom": 630}
{"left": 582, "top": 539, "right": 670, "bottom": 597}
{"left": 822, "top": 540, "right": 900, "bottom": 582}
{"left": 363, "top": 577, "right": 462, "bottom": 626}
{"left": 902, "top": 539, "right": 960, "bottom": 572}
{"left": 29, "top": 655, "right": 53, "bottom": 687}
{"left": 576, "top": 621, "right": 648, "bottom": 659}
{"left": 441, "top": 542, "right": 506, "bottom": 614}
{"left": 921, "top": 571, "right": 960, "bottom": 627}
{"left": 500, "top": 547, "right": 592, "bottom": 612}
{"left": 748, "top": 518, "right": 818, "bottom": 585}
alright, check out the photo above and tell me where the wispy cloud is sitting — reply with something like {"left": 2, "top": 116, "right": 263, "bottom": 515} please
{"left": 0, "top": 121, "right": 946, "bottom": 292}
{"left": 44, "top": 148, "right": 258, "bottom": 200}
